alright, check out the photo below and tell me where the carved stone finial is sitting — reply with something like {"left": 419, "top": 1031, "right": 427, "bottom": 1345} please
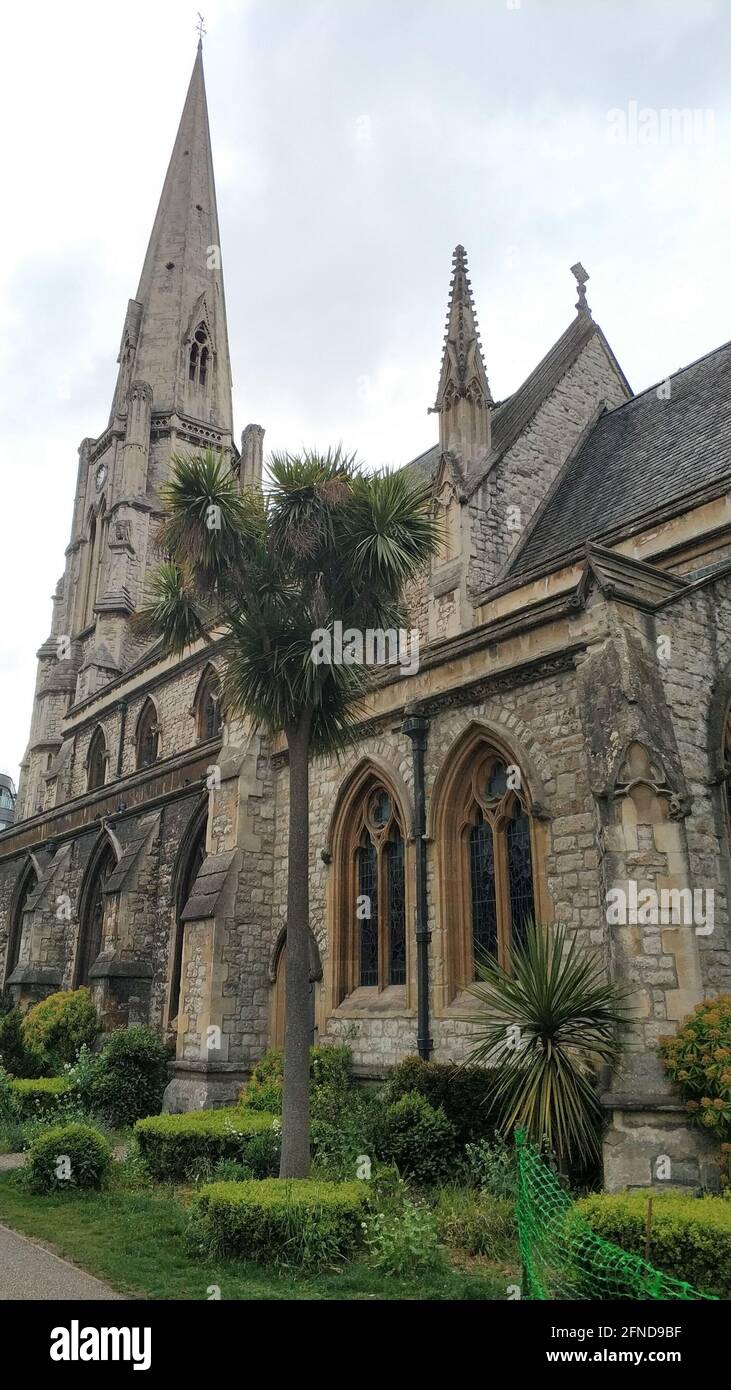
{"left": 570, "top": 261, "right": 591, "bottom": 318}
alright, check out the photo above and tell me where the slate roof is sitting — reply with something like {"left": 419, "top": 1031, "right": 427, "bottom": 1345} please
{"left": 509, "top": 339, "right": 731, "bottom": 579}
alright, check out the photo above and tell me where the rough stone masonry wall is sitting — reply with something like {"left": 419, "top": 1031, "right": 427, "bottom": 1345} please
{"left": 654, "top": 575, "right": 731, "bottom": 998}
{"left": 219, "top": 745, "right": 277, "bottom": 1066}
{"left": 271, "top": 660, "right": 602, "bottom": 1073}
{"left": 469, "top": 334, "right": 629, "bottom": 596}
{"left": 66, "top": 655, "right": 222, "bottom": 800}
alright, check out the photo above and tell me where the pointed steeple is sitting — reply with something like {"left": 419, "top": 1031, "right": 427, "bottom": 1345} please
{"left": 431, "top": 245, "right": 492, "bottom": 462}
{"left": 111, "top": 43, "right": 233, "bottom": 435}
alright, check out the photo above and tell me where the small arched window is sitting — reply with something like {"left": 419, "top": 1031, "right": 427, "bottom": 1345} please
{"left": 86, "top": 727, "right": 107, "bottom": 791}
{"left": 136, "top": 698, "right": 160, "bottom": 769}
{"left": 195, "top": 666, "right": 223, "bottom": 742}
{"left": 188, "top": 324, "right": 209, "bottom": 388}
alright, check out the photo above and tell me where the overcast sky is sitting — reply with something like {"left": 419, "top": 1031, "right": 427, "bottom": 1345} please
{"left": 0, "top": 0, "right": 729, "bottom": 786}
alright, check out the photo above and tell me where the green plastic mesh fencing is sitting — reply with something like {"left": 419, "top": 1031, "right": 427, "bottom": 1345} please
{"left": 514, "top": 1129, "right": 716, "bottom": 1301}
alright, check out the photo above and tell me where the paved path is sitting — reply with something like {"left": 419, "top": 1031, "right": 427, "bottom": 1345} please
{"left": 0, "top": 1222, "right": 123, "bottom": 1300}
{"left": 0, "top": 1153, "right": 25, "bottom": 1171}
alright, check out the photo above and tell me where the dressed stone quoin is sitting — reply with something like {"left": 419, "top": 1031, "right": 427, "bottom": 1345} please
{"left": 1, "top": 42, "right": 731, "bottom": 1190}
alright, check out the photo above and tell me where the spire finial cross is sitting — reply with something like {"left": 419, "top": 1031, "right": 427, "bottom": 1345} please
{"left": 196, "top": 12, "right": 207, "bottom": 43}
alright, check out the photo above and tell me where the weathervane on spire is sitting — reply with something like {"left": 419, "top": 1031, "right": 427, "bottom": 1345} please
{"left": 196, "top": 12, "right": 207, "bottom": 44}
{"left": 570, "top": 262, "right": 591, "bottom": 318}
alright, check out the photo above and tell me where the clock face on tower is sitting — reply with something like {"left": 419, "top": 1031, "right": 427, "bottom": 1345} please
{"left": 95, "top": 462, "right": 107, "bottom": 491}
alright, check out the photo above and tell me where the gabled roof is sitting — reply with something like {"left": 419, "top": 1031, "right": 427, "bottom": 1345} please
{"left": 509, "top": 338, "right": 731, "bottom": 580}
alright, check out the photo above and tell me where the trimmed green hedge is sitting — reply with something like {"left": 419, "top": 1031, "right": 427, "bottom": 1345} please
{"left": 135, "top": 1107, "right": 278, "bottom": 1181}
{"left": 384, "top": 1056, "right": 499, "bottom": 1145}
{"left": 189, "top": 1178, "right": 368, "bottom": 1267}
{"left": 10, "top": 1076, "right": 71, "bottom": 1117}
{"left": 25, "top": 1122, "right": 111, "bottom": 1194}
{"left": 576, "top": 1191, "right": 731, "bottom": 1298}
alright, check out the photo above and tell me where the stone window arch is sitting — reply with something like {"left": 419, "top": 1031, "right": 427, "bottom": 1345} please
{"left": 135, "top": 697, "right": 160, "bottom": 769}
{"left": 168, "top": 808, "right": 207, "bottom": 1028}
{"left": 3, "top": 859, "right": 37, "bottom": 989}
{"left": 86, "top": 726, "right": 108, "bottom": 791}
{"left": 188, "top": 323, "right": 209, "bottom": 388}
{"left": 194, "top": 664, "right": 223, "bottom": 742}
{"left": 74, "top": 838, "right": 117, "bottom": 987}
{"left": 330, "top": 768, "right": 410, "bottom": 1003}
{"left": 432, "top": 726, "right": 546, "bottom": 1000}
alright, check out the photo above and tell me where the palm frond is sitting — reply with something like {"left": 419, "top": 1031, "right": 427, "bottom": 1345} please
{"left": 340, "top": 468, "right": 440, "bottom": 591}
{"left": 133, "top": 561, "right": 213, "bottom": 655}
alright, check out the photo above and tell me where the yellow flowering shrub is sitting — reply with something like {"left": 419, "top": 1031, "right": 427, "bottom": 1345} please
{"left": 660, "top": 997, "right": 731, "bottom": 1180}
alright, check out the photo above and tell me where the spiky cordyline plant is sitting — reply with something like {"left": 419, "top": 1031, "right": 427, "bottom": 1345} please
{"left": 136, "top": 446, "right": 440, "bottom": 1176}
{"left": 465, "top": 923, "right": 630, "bottom": 1165}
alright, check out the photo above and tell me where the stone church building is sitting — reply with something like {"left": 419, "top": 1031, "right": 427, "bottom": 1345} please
{"left": 1, "top": 43, "right": 730, "bottom": 1190}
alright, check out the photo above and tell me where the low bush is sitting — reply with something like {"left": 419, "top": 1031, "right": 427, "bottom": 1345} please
{"left": 364, "top": 1194, "right": 446, "bottom": 1277}
{"left": 0, "top": 1006, "right": 41, "bottom": 1078}
{"left": 71, "top": 1027, "right": 169, "bottom": 1127}
{"left": 460, "top": 1136, "right": 518, "bottom": 1197}
{"left": 576, "top": 1190, "right": 731, "bottom": 1298}
{"left": 10, "top": 1075, "right": 71, "bottom": 1118}
{"left": 375, "top": 1090, "right": 457, "bottom": 1185}
{"left": 0, "top": 1068, "right": 21, "bottom": 1125}
{"left": 310, "top": 1082, "right": 380, "bottom": 1181}
{"left": 24, "top": 1122, "right": 111, "bottom": 1194}
{"left": 135, "top": 1107, "right": 279, "bottom": 1181}
{"left": 242, "top": 1044, "right": 353, "bottom": 1113}
{"left": 188, "top": 1177, "right": 368, "bottom": 1268}
{"left": 383, "top": 1056, "right": 499, "bottom": 1146}
{"left": 21, "top": 988, "right": 98, "bottom": 1073}
{"left": 434, "top": 1187, "right": 517, "bottom": 1260}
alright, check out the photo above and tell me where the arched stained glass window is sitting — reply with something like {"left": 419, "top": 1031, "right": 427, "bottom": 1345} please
{"left": 463, "top": 753, "right": 535, "bottom": 974}
{"left": 75, "top": 842, "right": 116, "bottom": 987}
{"left": 344, "top": 782, "right": 407, "bottom": 991}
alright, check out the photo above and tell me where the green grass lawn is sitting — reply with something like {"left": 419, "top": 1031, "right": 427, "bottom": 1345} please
{"left": 0, "top": 1171, "right": 511, "bottom": 1301}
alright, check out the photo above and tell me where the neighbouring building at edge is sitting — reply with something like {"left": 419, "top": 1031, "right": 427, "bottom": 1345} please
{"left": 2, "top": 42, "right": 731, "bottom": 1192}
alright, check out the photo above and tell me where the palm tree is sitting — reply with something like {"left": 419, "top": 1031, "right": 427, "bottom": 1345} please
{"left": 466, "top": 923, "right": 629, "bottom": 1164}
{"left": 138, "top": 447, "right": 439, "bottom": 1176}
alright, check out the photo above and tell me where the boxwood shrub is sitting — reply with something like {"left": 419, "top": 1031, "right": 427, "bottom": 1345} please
{"left": 576, "top": 1190, "right": 731, "bottom": 1298}
{"left": 189, "top": 1177, "right": 368, "bottom": 1267}
{"left": 135, "top": 1106, "right": 279, "bottom": 1181}
{"left": 383, "top": 1056, "right": 499, "bottom": 1146}
{"left": 25, "top": 1122, "right": 111, "bottom": 1194}
{"left": 10, "top": 1075, "right": 71, "bottom": 1118}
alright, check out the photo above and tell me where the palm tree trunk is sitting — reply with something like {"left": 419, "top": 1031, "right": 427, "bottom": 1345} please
{"left": 279, "top": 710, "right": 313, "bottom": 1178}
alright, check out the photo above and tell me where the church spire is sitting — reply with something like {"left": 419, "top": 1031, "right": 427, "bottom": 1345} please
{"left": 431, "top": 245, "right": 492, "bottom": 461}
{"left": 111, "top": 42, "right": 233, "bottom": 436}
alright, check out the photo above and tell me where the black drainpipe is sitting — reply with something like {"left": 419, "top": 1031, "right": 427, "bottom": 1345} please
{"left": 116, "top": 700, "right": 128, "bottom": 778}
{"left": 402, "top": 711, "right": 432, "bottom": 1061}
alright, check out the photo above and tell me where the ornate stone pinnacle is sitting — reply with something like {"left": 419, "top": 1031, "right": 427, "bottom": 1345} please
{"left": 570, "top": 261, "right": 591, "bottom": 318}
